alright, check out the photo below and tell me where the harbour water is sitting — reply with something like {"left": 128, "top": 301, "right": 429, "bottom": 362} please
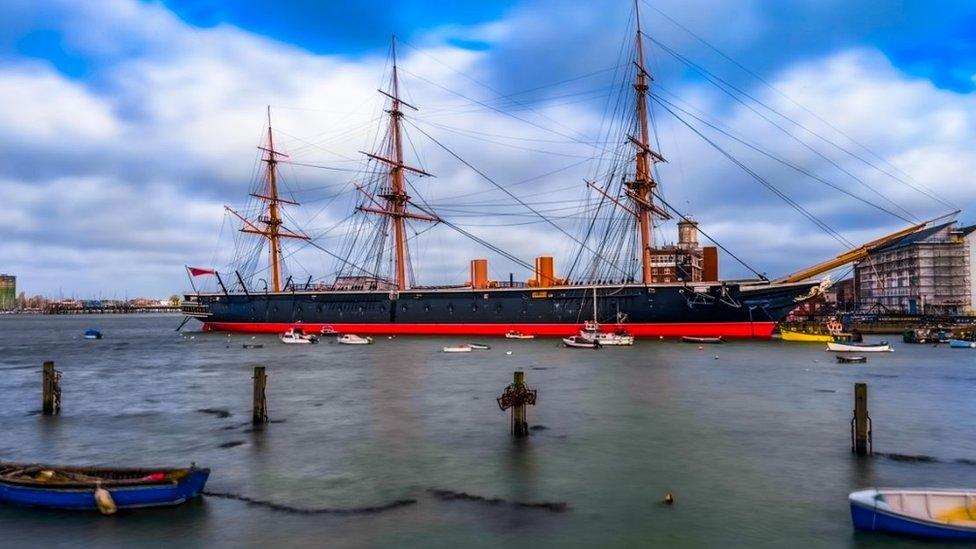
{"left": 1, "top": 314, "right": 974, "bottom": 547}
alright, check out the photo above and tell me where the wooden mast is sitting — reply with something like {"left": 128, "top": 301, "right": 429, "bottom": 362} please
{"left": 389, "top": 39, "right": 409, "bottom": 291}
{"left": 264, "top": 107, "right": 285, "bottom": 292}
{"left": 629, "top": 1, "right": 667, "bottom": 284}
{"left": 226, "top": 107, "right": 309, "bottom": 293}
{"left": 357, "top": 36, "right": 439, "bottom": 290}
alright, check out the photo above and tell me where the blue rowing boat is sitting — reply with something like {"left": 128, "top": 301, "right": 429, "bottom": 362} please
{"left": 0, "top": 462, "right": 209, "bottom": 513}
{"left": 850, "top": 488, "right": 976, "bottom": 541}
{"left": 949, "top": 339, "right": 976, "bottom": 349}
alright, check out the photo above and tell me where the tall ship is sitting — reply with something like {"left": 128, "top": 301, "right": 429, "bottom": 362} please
{"left": 181, "top": 7, "right": 923, "bottom": 338}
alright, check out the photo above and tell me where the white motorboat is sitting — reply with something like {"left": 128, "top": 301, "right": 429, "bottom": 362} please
{"left": 504, "top": 330, "right": 535, "bottom": 339}
{"left": 280, "top": 327, "right": 318, "bottom": 344}
{"left": 827, "top": 341, "right": 892, "bottom": 352}
{"left": 579, "top": 320, "right": 634, "bottom": 346}
{"left": 578, "top": 289, "right": 634, "bottom": 346}
{"left": 319, "top": 325, "right": 339, "bottom": 335}
{"left": 337, "top": 334, "right": 373, "bottom": 345}
{"left": 442, "top": 345, "right": 472, "bottom": 353}
{"left": 562, "top": 336, "right": 601, "bottom": 349}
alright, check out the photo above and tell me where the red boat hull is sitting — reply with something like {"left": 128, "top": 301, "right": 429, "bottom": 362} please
{"left": 202, "top": 321, "right": 776, "bottom": 338}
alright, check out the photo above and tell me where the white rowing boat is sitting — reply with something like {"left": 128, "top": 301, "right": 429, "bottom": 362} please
{"left": 827, "top": 341, "right": 892, "bottom": 352}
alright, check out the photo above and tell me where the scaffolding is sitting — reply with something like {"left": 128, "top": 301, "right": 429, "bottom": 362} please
{"left": 856, "top": 224, "right": 973, "bottom": 314}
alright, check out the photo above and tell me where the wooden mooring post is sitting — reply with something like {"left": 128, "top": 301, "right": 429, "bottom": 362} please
{"left": 851, "top": 382, "right": 872, "bottom": 455}
{"left": 252, "top": 366, "right": 268, "bottom": 424}
{"left": 497, "top": 371, "right": 537, "bottom": 438}
{"left": 42, "top": 361, "right": 61, "bottom": 415}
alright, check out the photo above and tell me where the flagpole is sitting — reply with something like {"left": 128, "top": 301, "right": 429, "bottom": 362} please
{"left": 185, "top": 265, "right": 198, "bottom": 294}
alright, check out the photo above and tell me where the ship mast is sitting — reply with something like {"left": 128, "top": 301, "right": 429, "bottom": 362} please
{"left": 357, "top": 37, "right": 439, "bottom": 290}
{"left": 226, "top": 107, "right": 309, "bottom": 292}
{"left": 628, "top": 1, "right": 670, "bottom": 284}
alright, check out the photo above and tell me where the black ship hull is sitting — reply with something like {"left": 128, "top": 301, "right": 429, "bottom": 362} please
{"left": 182, "top": 280, "right": 820, "bottom": 338}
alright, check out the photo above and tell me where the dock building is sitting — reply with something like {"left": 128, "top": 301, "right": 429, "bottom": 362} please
{"left": 0, "top": 274, "right": 14, "bottom": 310}
{"left": 854, "top": 221, "right": 976, "bottom": 315}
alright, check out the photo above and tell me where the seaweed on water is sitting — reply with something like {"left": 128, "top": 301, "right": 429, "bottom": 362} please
{"left": 427, "top": 488, "right": 569, "bottom": 512}
{"left": 197, "top": 408, "right": 232, "bottom": 419}
{"left": 879, "top": 452, "right": 939, "bottom": 464}
{"left": 203, "top": 491, "right": 417, "bottom": 515}
{"left": 218, "top": 441, "right": 245, "bottom": 449}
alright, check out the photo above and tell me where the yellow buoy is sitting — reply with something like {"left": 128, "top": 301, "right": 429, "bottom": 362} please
{"left": 664, "top": 492, "right": 674, "bottom": 505}
{"left": 94, "top": 484, "right": 117, "bottom": 515}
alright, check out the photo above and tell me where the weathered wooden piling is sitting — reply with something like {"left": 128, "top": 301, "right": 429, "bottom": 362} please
{"left": 42, "top": 361, "right": 61, "bottom": 415}
{"left": 497, "top": 371, "right": 537, "bottom": 438}
{"left": 851, "top": 382, "right": 871, "bottom": 455}
{"left": 252, "top": 366, "right": 268, "bottom": 424}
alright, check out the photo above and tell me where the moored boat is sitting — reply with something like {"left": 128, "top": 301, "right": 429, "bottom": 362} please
{"left": 780, "top": 329, "right": 833, "bottom": 342}
{"left": 579, "top": 321, "right": 634, "bottom": 346}
{"left": 279, "top": 327, "right": 318, "bottom": 344}
{"left": 468, "top": 343, "right": 491, "bottom": 350}
{"left": 563, "top": 336, "right": 601, "bottom": 349}
{"left": 319, "top": 325, "right": 338, "bottom": 335}
{"left": 681, "top": 336, "right": 724, "bottom": 344}
{"left": 442, "top": 345, "right": 472, "bottom": 353}
{"left": 827, "top": 341, "right": 892, "bottom": 352}
{"left": 837, "top": 355, "right": 867, "bottom": 364}
{"left": 337, "top": 334, "right": 373, "bottom": 345}
{"left": 0, "top": 462, "right": 209, "bottom": 513}
{"left": 949, "top": 339, "right": 976, "bottom": 349}
{"left": 83, "top": 329, "right": 102, "bottom": 340}
{"left": 505, "top": 330, "right": 535, "bottom": 340}
{"left": 850, "top": 488, "right": 976, "bottom": 541}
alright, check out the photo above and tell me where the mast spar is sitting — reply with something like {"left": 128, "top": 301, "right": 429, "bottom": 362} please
{"left": 628, "top": 1, "right": 670, "bottom": 284}
{"left": 357, "top": 36, "right": 439, "bottom": 290}
{"left": 226, "top": 106, "right": 309, "bottom": 293}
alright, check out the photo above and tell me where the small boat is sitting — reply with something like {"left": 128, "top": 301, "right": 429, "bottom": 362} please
{"left": 83, "top": 329, "right": 102, "bottom": 340}
{"left": 442, "top": 345, "right": 472, "bottom": 353}
{"left": 242, "top": 344, "right": 264, "bottom": 349}
{"left": 319, "top": 325, "right": 339, "bottom": 335}
{"left": 681, "top": 336, "right": 724, "bottom": 344}
{"left": 836, "top": 355, "right": 867, "bottom": 364}
{"left": 504, "top": 330, "right": 535, "bottom": 339}
{"left": 850, "top": 488, "right": 976, "bottom": 541}
{"left": 279, "top": 327, "right": 318, "bottom": 344}
{"left": 0, "top": 462, "right": 209, "bottom": 514}
{"left": 949, "top": 339, "right": 976, "bottom": 349}
{"left": 827, "top": 341, "right": 892, "bottom": 352}
{"left": 468, "top": 343, "right": 491, "bottom": 350}
{"left": 562, "top": 336, "right": 601, "bottom": 349}
{"left": 579, "top": 321, "right": 634, "bottom": 346}
{"left": 780, "top": 329, "right": 833, "bottom": 342}
{"left": 337, "top": 334, "right": 373, "bottom": 345}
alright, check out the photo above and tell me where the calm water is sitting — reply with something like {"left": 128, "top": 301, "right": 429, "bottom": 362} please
{"left": 1, "top": 314, "right": 974, "bottom": 548}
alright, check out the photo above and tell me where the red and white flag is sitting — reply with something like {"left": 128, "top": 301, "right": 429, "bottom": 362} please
{"left": 186, "top": 267, "right": 216, "bottom": 277}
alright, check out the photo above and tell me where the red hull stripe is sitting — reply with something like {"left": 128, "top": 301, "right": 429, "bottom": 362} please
{"left": 201, "top": 321, "right": 777, "bottom": 338}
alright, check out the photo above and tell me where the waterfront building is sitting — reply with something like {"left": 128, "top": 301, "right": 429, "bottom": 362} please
{"left": 650, "top": 219, "right": 719, "bottom": 283}
{"left": 854, "top": 221, "right": 976, "bottom": 315}
{"left": 0, "top": 274, "right": 14, "bottom": 310}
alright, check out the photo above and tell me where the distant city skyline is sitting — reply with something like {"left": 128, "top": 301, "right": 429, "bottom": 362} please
{"left": 2, "top": 0, "right": 975, "bottom": 295}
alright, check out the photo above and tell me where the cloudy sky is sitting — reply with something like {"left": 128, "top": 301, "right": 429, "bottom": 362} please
{"left": 2, "top": 0, "right": 974, "bottom": 297}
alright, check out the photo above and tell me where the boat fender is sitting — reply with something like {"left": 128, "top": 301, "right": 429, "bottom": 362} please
{"left": 664, "top": 493, "right": 674, "bottom": 505}
{"left": 94, "top": 483, "right": 117, "bottom": 515}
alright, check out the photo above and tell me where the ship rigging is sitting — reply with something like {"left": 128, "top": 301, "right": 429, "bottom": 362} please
{"left": 182, "top": 1, "right": 955, "bottom": 338}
